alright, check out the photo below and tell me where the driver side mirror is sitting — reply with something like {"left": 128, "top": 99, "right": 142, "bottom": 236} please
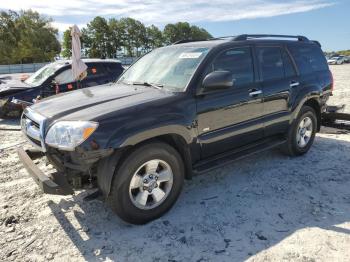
{"left": 202, "top": 70, "right": 233, "bottom": 91}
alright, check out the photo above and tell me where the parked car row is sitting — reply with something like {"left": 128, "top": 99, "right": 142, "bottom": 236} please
{"left": 327, "top": 55, "right": 350, "bottom": 65}
{"left": 0, "top": 59, "right": 124, "bottom": 117}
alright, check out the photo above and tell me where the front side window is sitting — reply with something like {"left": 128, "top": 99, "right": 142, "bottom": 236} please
{"left": 118, "top": 46, "right": 210, "bottom": 92}
{"left": 257, "top": 47, "right": 284, "bottom": 81}
{"left": 209, "top": 47, "right": 254, "bottom": 86}
{"left": 25, "top": 62, "right": 64, "bottom": 86}
{"left": 54, "top": 69, "right": 75, "bottom": 85}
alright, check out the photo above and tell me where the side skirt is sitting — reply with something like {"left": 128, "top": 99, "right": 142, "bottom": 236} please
{"left": 193, "top": 136, "right": 286, "bottom": 174}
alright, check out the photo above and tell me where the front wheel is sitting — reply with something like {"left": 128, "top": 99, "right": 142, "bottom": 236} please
{"left": 282, "top": 106, "right": 317, "bottom": 156}
{"left": 108, "top": 142, "right": 184, "bottom": 224}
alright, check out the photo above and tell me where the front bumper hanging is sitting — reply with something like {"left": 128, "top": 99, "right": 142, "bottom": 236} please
{"left": 17, "top": 147, "right": 73, "bottom": 195}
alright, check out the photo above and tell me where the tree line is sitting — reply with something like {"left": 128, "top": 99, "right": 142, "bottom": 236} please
{"left": 62, "top": 17, "right": 212, "bottom": 58}
{"left": 0, "top": 10, "right": 61, "bottom": 64}
{"left": 0, "top": 10, "right": 212, "bottom": 65}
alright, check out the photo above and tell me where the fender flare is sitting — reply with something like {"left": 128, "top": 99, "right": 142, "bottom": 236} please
{"left": 291, "top": 93, "right": 322, "bottom": 130}
{"left": 98, "top": 125, "right": 194, "bottom": 197}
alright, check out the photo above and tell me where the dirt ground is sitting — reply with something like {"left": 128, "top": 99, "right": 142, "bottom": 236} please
{"left": 0, "top": 65, "right": 349, "bottom": 262}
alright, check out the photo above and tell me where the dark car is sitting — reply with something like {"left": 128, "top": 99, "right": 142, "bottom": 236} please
{"left": 0, "top": 59, "right": 124, "bottom": 117}
{"left": 18, "top": 34, "right": 332, "bottom": 224}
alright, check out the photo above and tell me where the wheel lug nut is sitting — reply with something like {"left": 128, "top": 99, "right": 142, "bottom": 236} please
{"left": 143, "top": 186, "right": 147, "bottom": 190}
{"left": 143, "top": 179, "right": 148, "bottom": 183}
{"left": 149, "top": 175, "right": 153, "bottom": 179}
{"left": 148, "top": 189, "right": 152, "bottom": 193}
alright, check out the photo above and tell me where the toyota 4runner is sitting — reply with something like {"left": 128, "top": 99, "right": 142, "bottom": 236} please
{"left": 18, "top": 34, "right": 333, "bottom": 224}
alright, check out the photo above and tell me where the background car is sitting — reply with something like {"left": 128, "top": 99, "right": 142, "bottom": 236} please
{"left": 0, "top": 59, "right": 124, "bottom": 117}
{"left": 327, "top": 56, "right": 346, "bottom": 65}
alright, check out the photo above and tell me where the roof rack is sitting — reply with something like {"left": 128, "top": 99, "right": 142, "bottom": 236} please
{"left": 172, "top": 34, "right": 312, "bottom": 45}
{"left": 173, "top": 39, "right": 207, "bottom": 45}
{"left": 233, "top": 34, "right": 309, "bottom": 42}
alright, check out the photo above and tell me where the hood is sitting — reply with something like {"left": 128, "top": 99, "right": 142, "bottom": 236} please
{"left": 30, "top": 83, "right": 175, "bottom": 121}
{"left": 0, "top": 76, "right": 32, "bottom": 96}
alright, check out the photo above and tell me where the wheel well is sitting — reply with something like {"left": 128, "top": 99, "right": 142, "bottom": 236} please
{"left": 304, "top": 99, "right": 321, "bottom": 131}
{"left": 118, "top": 134, "right": 193, "bottom": 180}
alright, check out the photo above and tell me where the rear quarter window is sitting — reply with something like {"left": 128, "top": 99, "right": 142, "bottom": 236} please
{"left": 288, "top": 44, "right": 328, "bottom": 74}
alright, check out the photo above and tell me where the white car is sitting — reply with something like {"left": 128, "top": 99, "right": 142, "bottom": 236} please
{"left": 327, "top": 56, "right": 346, "bottom": 65}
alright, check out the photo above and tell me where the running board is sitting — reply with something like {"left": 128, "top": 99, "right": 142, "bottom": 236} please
{"left": 193, "top": 137, "right": 286, "bottom": 174}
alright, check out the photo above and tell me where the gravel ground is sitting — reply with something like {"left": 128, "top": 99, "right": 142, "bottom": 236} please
{"left": 0, "top": 65, "right": 349, "bottom": 262}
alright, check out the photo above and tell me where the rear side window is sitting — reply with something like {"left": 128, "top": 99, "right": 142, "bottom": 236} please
{"left": 288, "top": 45, "right": 328, "bottom": 74}
{"left": 256, "top": 47, "right": 284, "bottom": 81}
{"left": 86, "top": 64, "right": 107, "bottom": 79}
{"left": 106, "top": 63, "right": 122, "bottom": 73}
{"left": 210, "top": 47, "right": 254, "bottom": 85}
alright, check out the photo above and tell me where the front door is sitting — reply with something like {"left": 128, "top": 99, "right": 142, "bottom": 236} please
{"left": 196, "top": 46, "right": 264, "bottom": 159}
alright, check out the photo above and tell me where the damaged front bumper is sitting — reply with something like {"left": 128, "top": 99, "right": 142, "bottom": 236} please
{"left": 17, "top": 147, "right": 74, "bottom": 195}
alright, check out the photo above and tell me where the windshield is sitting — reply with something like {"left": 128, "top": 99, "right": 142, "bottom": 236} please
{"left": 118, "top": 46, "right": 210, "bottom": 92}
{"left": 25, "top": 63, "right": 64, "bottom": 86}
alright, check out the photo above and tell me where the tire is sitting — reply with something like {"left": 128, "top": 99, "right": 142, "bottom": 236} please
{"left": 282, "top": 106, "right": 317, "bottom": 156}
{"left": 108, "top": 142, "right": 185, "bottom": 224}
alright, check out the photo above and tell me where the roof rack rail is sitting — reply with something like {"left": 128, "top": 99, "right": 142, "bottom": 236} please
{"left": 173, "top": 39, "right": 207, "bottom": 45}
{"left": 209, "top": 36, "right": 238, "bottom": 40}
{"left": 233, "top": 34, "right": 309, "bottom": 42}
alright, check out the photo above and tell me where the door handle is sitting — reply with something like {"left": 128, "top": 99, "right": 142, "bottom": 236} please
{"left": 249, "top": 90, "right": 262, "bottom": 97}
{"left": 290, "top": 81, "right": 300, "bottom": 88}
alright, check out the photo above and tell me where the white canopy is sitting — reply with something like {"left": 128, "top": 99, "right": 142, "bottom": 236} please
{"left": 71, "top": 25, "right": 87, "bottom": 80}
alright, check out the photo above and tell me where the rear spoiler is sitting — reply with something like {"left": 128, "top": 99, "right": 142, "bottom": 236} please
{"left": 312, "top": 40, "right": 321, "bottom": 47}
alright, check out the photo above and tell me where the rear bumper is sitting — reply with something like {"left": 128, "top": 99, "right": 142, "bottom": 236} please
{"left": 17, "top": 147, "right": 73, "bottom": 195}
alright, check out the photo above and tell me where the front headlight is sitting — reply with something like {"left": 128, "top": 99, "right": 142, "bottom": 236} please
{"left": 45, "top": 121, "right": 98, "bottom": 151}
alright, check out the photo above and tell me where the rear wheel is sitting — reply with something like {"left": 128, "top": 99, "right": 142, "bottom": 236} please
{"left": 282, "top": 106, "right": 317, "bottom": 156}
{"left": 108, "top": 142, "right": 184, "bottom": 224}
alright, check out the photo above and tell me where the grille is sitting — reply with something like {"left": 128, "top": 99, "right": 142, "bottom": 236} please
{"left": 27, "top": 136, "right": 42, "bottom": 147}
{"left": 21, "top": 108, "right": 46, "bottom": 152}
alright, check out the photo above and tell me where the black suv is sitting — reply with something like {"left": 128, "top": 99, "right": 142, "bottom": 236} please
{"left": 18, "top": 34, "right": 333, "bottom": 224}
{"left": 0, "top": 59, "right": 124, "bottom": 117}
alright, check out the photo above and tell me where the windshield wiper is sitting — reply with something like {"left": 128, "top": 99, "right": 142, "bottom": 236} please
{"left": 131, "top": 81, "right": 163, "bottom": 90}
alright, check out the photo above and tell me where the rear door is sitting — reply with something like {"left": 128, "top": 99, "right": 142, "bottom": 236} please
{"left": 255, "top": 46, "right": 298, "bottom": 136}
{"left": 106, "top": 62, "right": 124, "bottom": 81}
{"left": 196, "top": 46, "right": 264, "bottom": 158}
{"left": 83, "top": 63, "right": 110, "bottom": 87}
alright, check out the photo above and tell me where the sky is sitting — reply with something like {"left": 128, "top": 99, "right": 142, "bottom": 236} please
{"left": 1, "top": 0, "right": 349, "bottom": 51}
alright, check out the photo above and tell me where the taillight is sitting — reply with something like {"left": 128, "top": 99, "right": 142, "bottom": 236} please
{"left": 330, "top": 71, "right": 334, "bottom": 92}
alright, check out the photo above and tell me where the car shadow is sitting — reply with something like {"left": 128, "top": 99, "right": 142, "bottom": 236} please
{"left": 48, "top": 134, "right": 350, "bottom": 261}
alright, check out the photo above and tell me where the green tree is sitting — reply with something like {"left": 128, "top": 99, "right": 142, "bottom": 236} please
{"left": 163, "top": 22, "right": 212, "bottom": 44}
{"left": 108, "top": 18, "right": 125, "bottom": 58}
{"left": 0, "top": 10, "right": 60, "bottom": 64}
{"left": 0, "top": 10, "right": 19, "bottom": 64}
{"left": 61, "top": 28, "right": 72, "bottom": 58}
{"left": 145, "top": 25, "right": 163, "bottom": 52}
{"left": 119, "top": 17, "right": 147, "bottom": 57}
{"left": 83, "top": 16, "right": 111, "bottom": 58}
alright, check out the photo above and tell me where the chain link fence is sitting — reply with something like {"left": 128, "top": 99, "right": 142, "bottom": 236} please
{"left": 0, "top": 57, "right": 138, "bottom": 74}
